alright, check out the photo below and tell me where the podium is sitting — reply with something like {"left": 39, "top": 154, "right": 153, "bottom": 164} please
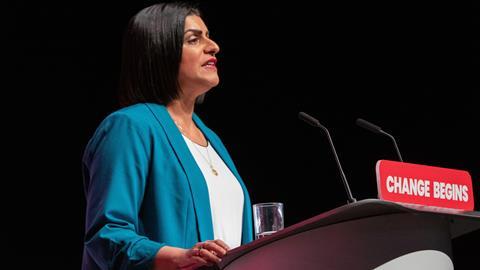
{"left": 215, "top": 199, "right": 480, "bottom": 269}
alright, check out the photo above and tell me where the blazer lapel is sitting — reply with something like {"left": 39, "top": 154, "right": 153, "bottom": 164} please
{"left": 193, "top": 114, "right": 254, "bottom": 244}
{"left": 144, "top": 103, "right": 214, "bottom": 242}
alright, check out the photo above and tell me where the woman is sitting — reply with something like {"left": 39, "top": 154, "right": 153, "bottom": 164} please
{"left": 82, "top": 3, "right": 253, "bottom": 270}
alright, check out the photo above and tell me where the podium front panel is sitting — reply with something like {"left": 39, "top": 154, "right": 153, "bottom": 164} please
{"left": 222, "top": 213, "right": 452, "bottom": 270}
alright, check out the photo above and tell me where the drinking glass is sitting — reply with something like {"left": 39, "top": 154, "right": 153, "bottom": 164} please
{"left": 253, "top": 202, "right": 284, "bottom": 239}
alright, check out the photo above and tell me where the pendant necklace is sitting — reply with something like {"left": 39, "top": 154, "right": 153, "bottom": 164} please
{"left": 175, "top": 120, "right": 219, "bottom": 176}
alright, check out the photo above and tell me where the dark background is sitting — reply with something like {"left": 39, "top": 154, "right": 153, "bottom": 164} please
{"left": 7, "top": 0, "right": 479, "bottom": 269}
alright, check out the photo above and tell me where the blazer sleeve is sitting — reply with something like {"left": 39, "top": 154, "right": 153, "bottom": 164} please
{"left": 82, "top": 112, "right": 164, "bottom": 270}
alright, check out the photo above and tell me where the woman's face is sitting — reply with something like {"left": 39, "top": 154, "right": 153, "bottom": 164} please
{"left": 178, "top": 15, "right": 220, "bottom": 98}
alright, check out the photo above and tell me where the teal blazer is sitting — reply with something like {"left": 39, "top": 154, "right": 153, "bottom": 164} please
{"left": 82, "top": 103, "right": 253, "bottom": 270}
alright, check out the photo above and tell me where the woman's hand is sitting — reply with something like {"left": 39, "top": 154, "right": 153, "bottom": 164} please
{"left": 154, "top": 240, "right": 231, "bottom": 270}
{"left": 178, "top": 240, "right": 230, "bottom": 269}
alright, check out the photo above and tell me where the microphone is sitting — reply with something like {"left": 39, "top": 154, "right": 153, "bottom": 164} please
{"left": 298, "top": 112, "right": 357, "bottom": 204}
{"left": 356, "top": 118, "right": 404, "bottom": 162}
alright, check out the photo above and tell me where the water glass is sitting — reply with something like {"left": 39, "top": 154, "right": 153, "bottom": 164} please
{"left": 253, "top": 202, "right": 284, "bottom": 239}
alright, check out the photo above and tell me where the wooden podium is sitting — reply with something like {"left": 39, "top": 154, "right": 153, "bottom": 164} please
{"left": 212, "top": 199, "right": 480, "bottom": 270}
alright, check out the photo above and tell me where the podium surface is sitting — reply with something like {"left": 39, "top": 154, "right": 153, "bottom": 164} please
{"left": 216, "top": 199, "right": 480, "bottom": 270}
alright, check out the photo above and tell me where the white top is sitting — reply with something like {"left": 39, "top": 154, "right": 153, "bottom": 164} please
{"left": 182, "top": 134, "right": 244, "bottom": 248}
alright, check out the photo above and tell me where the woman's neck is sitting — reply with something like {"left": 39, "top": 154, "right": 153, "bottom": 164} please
{"left": 167, "top": 97, "right": 207, "bottom": 146}
{"left": 167, "top": 98, "right": 196, "bottom": 131}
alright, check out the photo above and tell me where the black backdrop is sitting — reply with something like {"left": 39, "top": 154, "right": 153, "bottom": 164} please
{"left": 7, "top": 1, "right": 479, "bottom": 269}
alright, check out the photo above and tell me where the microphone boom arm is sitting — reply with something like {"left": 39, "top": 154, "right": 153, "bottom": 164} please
{"left": 299, "top": 112, "right": 357, "bottom": 204}
{"left": 380, "top": 130, "right": 403, "bottom": 162}
{"left": 319, "top": 125, "right": 357, "bottom": 204}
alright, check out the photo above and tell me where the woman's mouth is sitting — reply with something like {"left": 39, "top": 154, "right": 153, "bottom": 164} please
{"left": 202, "top": 58, "right": 217, "bottom": 70}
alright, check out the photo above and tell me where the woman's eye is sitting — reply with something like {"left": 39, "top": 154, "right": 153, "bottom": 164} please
{"left": 187, "top": 37, "right": 199, "bottom": 45}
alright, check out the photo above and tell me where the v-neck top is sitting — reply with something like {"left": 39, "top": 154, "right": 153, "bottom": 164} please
{"left": 182, "top": 134, "right": 244, "bottom": 248}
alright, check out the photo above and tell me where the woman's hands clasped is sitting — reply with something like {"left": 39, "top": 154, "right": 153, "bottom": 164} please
{"left": 176, "top": 239, "right": 230, "bottom": 270}
{"left": 154, "top": 239, "right": 230, "bottom": 270}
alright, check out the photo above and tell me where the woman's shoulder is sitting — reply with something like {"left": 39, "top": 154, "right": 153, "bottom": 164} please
{"left": 84, "top": 103, "right": 163, "bottom": 156}
{"left": 109, "top": 103, "right": 156, "bottom": 120}
{"left": 102, "top": 103, "right": 163, "bottom": 128}
{"left": 86, "top": 103, "right": 162, "bottom": 144}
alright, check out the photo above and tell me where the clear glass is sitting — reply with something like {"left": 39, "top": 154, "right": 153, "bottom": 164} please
{"left": 253, "top": 202, "right": 284, "bottom": 239}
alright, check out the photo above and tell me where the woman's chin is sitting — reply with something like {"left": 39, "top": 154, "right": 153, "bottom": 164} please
{"left": 205, "top": 77, "right": 220, "bottom": 88}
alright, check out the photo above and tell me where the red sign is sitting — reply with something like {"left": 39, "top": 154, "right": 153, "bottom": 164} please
{"left": 376, "top": 160, "right": 474, "bottom": 211}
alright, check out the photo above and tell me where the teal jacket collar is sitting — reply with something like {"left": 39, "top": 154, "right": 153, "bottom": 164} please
{"left": 144, "top": 103, "right": 253, "bottom": 244}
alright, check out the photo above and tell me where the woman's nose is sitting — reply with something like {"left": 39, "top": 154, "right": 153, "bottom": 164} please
{"left": 205, "top": 38, "right": 220, "bottom": 56}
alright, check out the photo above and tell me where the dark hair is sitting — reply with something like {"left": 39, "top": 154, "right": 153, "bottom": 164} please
{"left": 118, "top": 2, "right": 201, "bottom": 107}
